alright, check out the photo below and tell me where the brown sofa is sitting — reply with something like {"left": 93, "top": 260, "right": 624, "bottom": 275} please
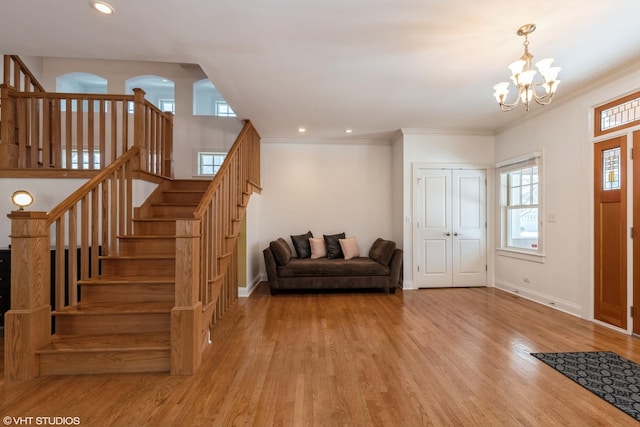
{"left": 263, "top": 237, "right": 402, "bottom": 294}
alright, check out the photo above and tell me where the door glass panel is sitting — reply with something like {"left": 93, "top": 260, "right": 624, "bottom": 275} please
{"left": 603, "top": 147, "right": 621, "bottom": 190}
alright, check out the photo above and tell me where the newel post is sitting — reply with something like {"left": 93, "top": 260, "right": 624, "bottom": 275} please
{"left": 4, "top": 211, "right": 51, "bottom": 382}
{"left": 132, "top": 88, "right": 148, "bottom": 173}
{"left": 171, "top": 218, "right": 203, "bottom": 375}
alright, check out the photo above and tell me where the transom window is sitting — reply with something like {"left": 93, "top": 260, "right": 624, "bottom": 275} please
{"left": 198, "top": 152, "right": 226, "bottom": 176}
{"left": 595, "top": 89, "right": 640, "bottom": 136}
{"left": 497, "top": 153, "right": 543, "bottom": 255}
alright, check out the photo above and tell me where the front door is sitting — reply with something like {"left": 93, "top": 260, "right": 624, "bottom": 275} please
{"left": 414, "top": 168, "right": 487, "bottom": 288}
{"left": 594, "top": 136, "right": 627, "bottom": 329}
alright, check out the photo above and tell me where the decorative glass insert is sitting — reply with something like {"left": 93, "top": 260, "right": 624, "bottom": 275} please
{"left": 602, "top": 147, "right": 621, "bottom": 191}
{"left": 600, "top": 96, "right": 640, "bottom": 132}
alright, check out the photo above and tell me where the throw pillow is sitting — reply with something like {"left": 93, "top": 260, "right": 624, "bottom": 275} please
{"left": 339, "top": 237, "right": 360, "bottom": 260}
{"left": 309, "top": 237, "right": 327, "bottom": 259}
{"left": 324, "top": 232, "right": 346, "bottom": 259}
{"left": 369, "top": 238, "right": 396, "bottom": 265}
{"left": 270, "top": 238, "right": 292, "bottom": 266}
{"left": 290, "top": 231, "right": 313, "bottom": 258}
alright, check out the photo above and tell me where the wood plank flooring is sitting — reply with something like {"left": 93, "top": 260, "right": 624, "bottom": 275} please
{"left": 2, "top": 284, "right": 640, "bottom": 426}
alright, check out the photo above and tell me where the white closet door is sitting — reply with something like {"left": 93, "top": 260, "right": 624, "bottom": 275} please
{"left": 452, "top": 169, "right": 487, "bottom": 287}
{"left": 414, "top": 168, "right": 486, "bottom": 288}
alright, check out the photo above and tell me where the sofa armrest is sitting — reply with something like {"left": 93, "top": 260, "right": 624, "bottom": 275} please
{"left": 388, "top": 248, "right": 403, "bottom": 290}
{"left": 263, "top": 247, "right": 279, "bottom": 288}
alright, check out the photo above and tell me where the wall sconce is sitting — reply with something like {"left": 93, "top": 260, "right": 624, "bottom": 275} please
{"left": 11, "top": 190, "right": 33, "bottom": 211}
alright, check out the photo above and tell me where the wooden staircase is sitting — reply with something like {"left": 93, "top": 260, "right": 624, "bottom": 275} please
{"left": 35, "top": 179, "right": 210, "bottom": 376}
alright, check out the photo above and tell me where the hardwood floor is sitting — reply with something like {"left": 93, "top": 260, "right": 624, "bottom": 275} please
{"left": 2, "top": 284, "right": 640, "bottom": 426}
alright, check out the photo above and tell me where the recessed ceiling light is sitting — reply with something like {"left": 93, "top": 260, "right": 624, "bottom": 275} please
{"left": 345, "top": 129, "right": 353, "bottom": 133}
{"left": 298, "top": 127, "right": 306, "bottom": 133}
{"left": 91, "top": 1, "right": 115, "bottom": 15}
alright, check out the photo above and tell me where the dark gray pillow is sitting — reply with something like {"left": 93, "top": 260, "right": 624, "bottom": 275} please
{"left": 369, "top": 238, "right": 396, "bottom": 265}
{"left": 324, "top": 233, "right": 345, "bottom": 259}
{"left": 270, "top": 238, "right": 292, "bottom": 266}
{"left": 291, "top": 231, "right": 313, "bottom": 258}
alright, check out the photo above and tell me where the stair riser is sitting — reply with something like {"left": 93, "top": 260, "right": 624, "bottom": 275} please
{"left": 150, "top": 205, "right": 197, "bottom": 218}
{"left": 118, "top": 238, "right": 176, "bottom": 255}
{"left": 55, "top": 313, "right": 170, "bottom": 335}
{"left": 162, "top": 192, "right": 204, "bottom": 204}
{"left": 101, "top": 258, "right": 175, "bottom": 277}
{"left": 39, "top": 350, "right": 170, "bottom": 375}
{"left": 169, "top": 180, "right": 211, "bottom": 191}
{"left": 133, "top": 221, "right": 176, "bottom": 235}
{"left": 81, "top": 284, "right": 175, "bottom": 304}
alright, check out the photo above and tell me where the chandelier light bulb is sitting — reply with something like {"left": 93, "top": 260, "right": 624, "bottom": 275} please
{"left": 493, "top": 24, "right": 561, "bottom": 112}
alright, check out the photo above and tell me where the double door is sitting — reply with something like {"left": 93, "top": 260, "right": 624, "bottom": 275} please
{"left": 414, "top": 168, "right": 487, "bottom": 288}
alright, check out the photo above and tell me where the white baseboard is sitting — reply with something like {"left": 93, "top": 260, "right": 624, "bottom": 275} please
{"left": 401, "top": 280, "right": 417, "bottom": 290}
{"left": 494, "top": 280, "right": 583, "bottom": 318}
{"left": 238, "top": 274, "right": 264, "bottom": 298}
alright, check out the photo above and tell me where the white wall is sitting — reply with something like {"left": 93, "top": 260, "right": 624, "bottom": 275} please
{"left": 493, "top": 63, "right": 640, "bottom": 323}
{"left": 400, "top": 130, "right": 496, "bottom": 289}
{"left": 240, "top": 192, "right": 262, "bottom": 296}
{"left": 257, "top": 139, "right": 394, "bottom": 278}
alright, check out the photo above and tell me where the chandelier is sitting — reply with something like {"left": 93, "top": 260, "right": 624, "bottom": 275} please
{"left": 493, "top": 24, "right": 561, "bottom": 111}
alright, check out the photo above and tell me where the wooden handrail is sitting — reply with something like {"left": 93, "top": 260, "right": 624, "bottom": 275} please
{"left": 172, "top": 120, "right": 261, "bottom": 374}
{"left": 46, "top": 147, "right": 139, "bottom": 224}
{"left": 0, "top": 87, "right": 172, "bottom": 175}
{"left": 3, "top": 55, "right": 46, "bottom": 92}
{"left": 194, "top": 120, "right": 257, "bottom": 218}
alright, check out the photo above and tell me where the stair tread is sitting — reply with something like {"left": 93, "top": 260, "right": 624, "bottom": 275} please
{"left": 53, "top": 301, "right": 173, "bottom": 315}
{"left": 151, "top": 202, "right": 199, "bottom": 206}
{"left": 118, "top": 235, "right": 176, "bottom": 239}
{"left": 133, "top": 217, "right": 178, "bottom": 221}
{"left": 78, "top": 276, "right": 175, "bottom": 285}
{"left": 37, "top": 332, "right": 170, "bottom": 353}
{"left": 133, "top": 217, "right": 192, "bottom": 221}
{"left": 99, "top": 254, "right": 176, "bottom": 260}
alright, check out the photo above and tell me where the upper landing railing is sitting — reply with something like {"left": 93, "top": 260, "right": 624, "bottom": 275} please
{"left": 0, "top": 55, "right": 173, "bottom": 177}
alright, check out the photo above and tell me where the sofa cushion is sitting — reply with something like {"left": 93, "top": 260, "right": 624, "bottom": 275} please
{"left": 324, "top": 232, "right": 345, "bottom": 259}
{"left": 369, "top": 238, "right": 396, "bottom": 265}
{"left": 291, "top": 231, "right": 313, "bottom": 258}
{"left": 339, "top": 237, "right": 360, "bottom": 260}
{"left": 270, "top": 238, "right": 292, "bottom": 266}
{"left": 309, "top": 237, "right": 327, "bottom": 259}
{"left": 277, "top": 257, "right": 390, "bottom": 277}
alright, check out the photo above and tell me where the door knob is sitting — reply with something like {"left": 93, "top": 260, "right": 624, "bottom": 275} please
{"left": 444, "top": 232, "right": 451, "bottom": 236}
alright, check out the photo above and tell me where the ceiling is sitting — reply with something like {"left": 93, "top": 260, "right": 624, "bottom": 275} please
{"left": 1, "top": 0, "right": 640, "bottom": 140}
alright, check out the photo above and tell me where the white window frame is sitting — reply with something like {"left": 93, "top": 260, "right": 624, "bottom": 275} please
{"left": 159, "top": 99, "right": 175, "bottom": 114}
{"left": 496, "top": 152, "right": 545, "bottom": 263}
{"left": 215, "top": 101, "right": 236, "bottom": 117}
{"left": 197, "top": 152, "right": 226, "bottom": 176}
